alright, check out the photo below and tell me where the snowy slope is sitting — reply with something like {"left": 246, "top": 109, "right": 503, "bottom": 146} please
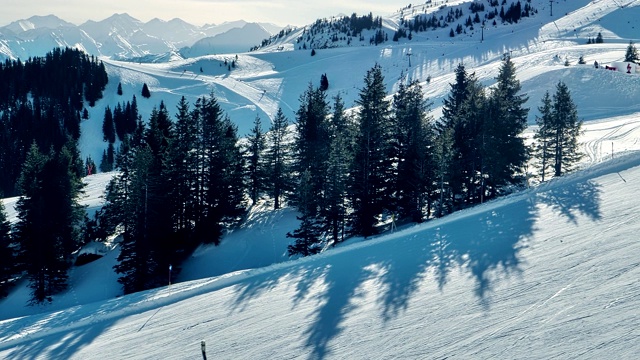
{"left": 1, "top": 0, "right": 640, "bottom": 358}
{"left": 1, "top": 137, "right": 640, "bottom": 359}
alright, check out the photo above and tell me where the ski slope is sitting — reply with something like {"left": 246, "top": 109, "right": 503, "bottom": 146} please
{"left": 2, "top": 0, "right": 640, "bottom": 358}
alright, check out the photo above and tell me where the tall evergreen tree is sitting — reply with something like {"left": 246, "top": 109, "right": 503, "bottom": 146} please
{"left": 483, "top": 56, "right": 529, "bottom": 198}
{"left": 113, "top": 145, "right": 158, "bottom": 294}
{"left": 550, "top": 81, "right": 582, "bottom": 176}
{"left": 293, "top": 83, "right": 330, "bottom": 210}
{"left": 348, "top": 64, "right": 393, "bottom": 237}
{"left": 245, "top": 115, "right": 267, "bottom": 204}
{"left": 102, "top": 106, "right": 116, "bottom": 143}
{"left": 265, "top": 108, "right": 292, "bottom": 210}
{"left": 624, "top": 41, "right": 639, "bottom": 63}
{"left": 392, "top": 79, "right": 435, "bottom": 222}
{"left": 438, "top": 63, "right": 484, "bottom": 210}
{"left": 13, "top": 143, "right": 84, "bottom": 303}
{"left": 322, "top": 94, "right": 353, "bottom": 244}
{"left": 0, "top": 199, "right": 15, "bottom": 297}
{"left": 533, "top": 91, "right": 554, "bottom": 182}
{"left": 287, "top": 170, "right": 323, "bottom": 256}
{"left": 165, "top": 97, "right": 199, "bottom": 249}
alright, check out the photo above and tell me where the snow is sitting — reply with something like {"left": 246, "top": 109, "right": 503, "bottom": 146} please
{"left": 2, "top": 0, "right": 640, "bottom": 358}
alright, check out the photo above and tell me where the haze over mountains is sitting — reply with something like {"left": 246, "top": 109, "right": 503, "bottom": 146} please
{"left": 0, "top": 13, "right": 283, "bottom": 61}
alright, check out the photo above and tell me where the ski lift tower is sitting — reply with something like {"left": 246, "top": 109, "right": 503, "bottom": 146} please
{"left": 407, "top": 49, "right": 413, "bottom": 67}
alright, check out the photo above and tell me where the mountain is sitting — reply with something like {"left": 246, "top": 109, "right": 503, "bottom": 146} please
{"left": 0, "top": 14, "right": 282, "bottom": 60}
{"left": 3, "top": 14, "right": 75, "bottom": 33}
{"left": 2, "top": 0, "right": 640, "bottom": 358}
{"left": 180, "top": 22, "right": 273, "bottom": 57}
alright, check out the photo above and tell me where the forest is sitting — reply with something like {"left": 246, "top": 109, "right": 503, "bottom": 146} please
{"left": 0, "top": 50, "right": 581, "bottom": 303}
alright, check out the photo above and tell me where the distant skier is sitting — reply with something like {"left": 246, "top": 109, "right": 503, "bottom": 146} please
{"left": 594, "top": 60, "right": 599, "bottom": 69}
{"left": 627, "top": 63, "right": 632, "bottom": 73}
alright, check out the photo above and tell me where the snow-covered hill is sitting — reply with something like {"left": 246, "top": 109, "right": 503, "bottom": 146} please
{"left": 1, "top": 0, "right": 640, "bottom": 358}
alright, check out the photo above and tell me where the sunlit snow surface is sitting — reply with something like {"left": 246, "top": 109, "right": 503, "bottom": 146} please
{"left": 1, "top": 0, "right": 640, "bottom": 358}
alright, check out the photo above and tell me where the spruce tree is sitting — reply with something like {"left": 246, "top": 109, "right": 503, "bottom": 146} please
{"left": 165, "top": 96, "right": 199, "bottom": 248}
{"left": 102, "top": 106, "right": 116, "bottom": 143}
{"left": 551, "top": 81, "right": 582, "bottom": 176}
{"left": 348, "top": 64, "right": 392, "bottom": 237}
{"left": 322, "top": 94, "right": 353, "bottom": 244}
{"left": 483, "top": 56, "right": 529, "bottom": 198}
{"left": 14, "top": 143, "right": 84, "bottom": 303}
{"left": 0, "top": 199, "right": 15, "bottom": 297}
{"left": 293, "top": 83, "right": 330, "bottom": 215}
{"left": 624, "top": 41, "right": 639, "bottom": 63}
{"left": 113, "top": 145, "right": 158, "bottom": 294}
{"left": 245, "top": 115, "right": 267, "bottom": 204}
{"left": 265, "top": 108, "right": 292, "bottom": 210}
{"left": 533, "top": 91, "right": 554, "bottom": 181}
{"left": 141, "top": 83, "right": 151, "bottom": 98}
{"left": 392, "top": 79, "right": 435, "bottom": 222}
{"left": 287, "top": 170, "right": 323, "bottom": 256}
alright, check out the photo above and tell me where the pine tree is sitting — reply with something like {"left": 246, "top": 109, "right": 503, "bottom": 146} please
{"left": 392, "top": 79, "right": 435, "bottom": 222}
{"left": 165, "top": 97, "right": 199, "bottom": 248}
{"left": 0, "top": 199, "right": 16, "bottom": 297}
{"left": 595, "top": 32, "right": 603, "bottom": 44}
{"left": 293, "top": 83, "right": 330, "bottom": 214}
{"left": 483, "top": 56, "right": 529, "bottom": 199}
{"left": 102, "top": 106, "right": 116, "bottom": 143}
{"left": 551, "top": 81, "right": 582, "bottom": 176}
{"left": 348, "top": 64, "right": 393, "bottom": 237}
{"left": 287, "top": 170, "right": 323, "bottom": 256}
{"left": 113, "top": 145, "right": 158, "bottom": 294}
{"left": 438, "top": 63, "right": 483, "bottom": 210}
{"left": 321, "top": 94, "right": 353, "bottom": 244}
{"left": 117, "top": 82, "right": 123, "bottom": 96}
{"left": 265, "top": 108, "right": 292, "bottom": 210}
{"left": 624, "top": 41, "right": 639, "bottom": 63}
{"left": 533, "top": 91, "right": 554, "bottom": 181}
{"left": 14, "top": 143, "right": 84, "bottom": 303}
{"left": 141, "top": 83, "right": 151, "bottom": 98}
{"left": 245, "top": 115, "right": 267, "bottom": 204}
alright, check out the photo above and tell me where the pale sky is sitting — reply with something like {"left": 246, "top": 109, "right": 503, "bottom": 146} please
{"left": 0, "top": 0, "right": 411, "bottom": 27}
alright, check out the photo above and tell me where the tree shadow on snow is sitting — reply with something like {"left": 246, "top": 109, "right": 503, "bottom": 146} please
{"left": 228, "top": 181, "right": 604, "bottom": 359}
{"left": 536, "top": 180, "right": 602, "bottom": 224}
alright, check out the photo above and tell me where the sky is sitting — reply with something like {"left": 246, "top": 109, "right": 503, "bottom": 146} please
{"left": 0, "top": 0, "right": 412, "bottom": 27}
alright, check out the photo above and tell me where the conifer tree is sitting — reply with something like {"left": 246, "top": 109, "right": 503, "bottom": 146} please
{"left": 287, "top": 170, "right": 323, "bottom": 256}
{"left": 348, "top": 64, "right": 392, "bottom": 237}
{"left": 141, "top": 83, "right": 151, "bottom": 98}
{"left": 0, "top": 199, "right": 15, "bottom": 297}
{"left": 293, "top": 83, "right": 330, "bottom": 214}
{"left": 245, "top": 115, "right": 267, "bottom": 204}
{"left": 102, "top": 106, "right": 116, "bottom": 143}
{"left": 322, "top": 94, "right": 353, "bottom": 244}
{"left": 550, "top": 81, "right": 582, "bottom": 176}
{"left": 392, "top": 79, "right": 435, "bottom": 222}
{"left": 624, "top": 41, "right": 639, "bottom": 63}
{"left": 533, "top": 91, "right": 554, "bottom": 181}
{"left": 14, "top": 143, "right": 84, "bottom": 303}
{"left": 265, "top": 108, "right": 292, "bottom": 210}
{"left": 113, "top": 145, "right": 157, "bottom": 294}
{"left": 483, "top": 56, "right": 529, "bottom": 198}
{"left": 165, "top": 97, "right": 199, "bottom": 246}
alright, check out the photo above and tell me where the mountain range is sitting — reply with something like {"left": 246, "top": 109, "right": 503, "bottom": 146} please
{"left": 0, "top": 14, "right": 283, "bottom": 61}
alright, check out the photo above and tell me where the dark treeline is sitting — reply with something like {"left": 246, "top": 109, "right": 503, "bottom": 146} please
{"left": 0, "top": 54, "right": 581, "bottom": 302}
{"left": 0, "top": 47, "right": 108, "bottom": 196}
{"left": 395, "top": 0, "right": 536, "bottom": 41}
